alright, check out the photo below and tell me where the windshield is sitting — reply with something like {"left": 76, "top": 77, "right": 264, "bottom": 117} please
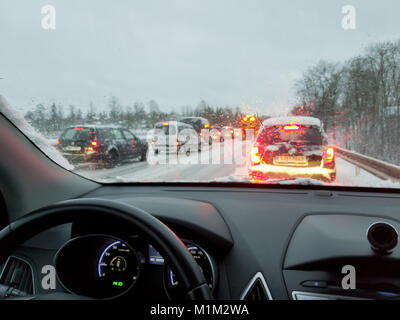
{"left": 1, "top": 0, "right": 400, "bottom": 188}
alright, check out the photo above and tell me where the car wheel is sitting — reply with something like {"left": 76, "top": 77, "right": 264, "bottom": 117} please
{"left": 186, "top": 149, "right": 191, "bottom": 157}
{"left": 105, "top": 150, "right": 118, "bottom": 168}
{"left": 140, "top": 148, "right": 147, "bottom": 161}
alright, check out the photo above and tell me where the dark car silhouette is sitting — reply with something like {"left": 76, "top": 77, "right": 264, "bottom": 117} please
{"left": 56, "top": 125, "right": 148, "bottom": 167}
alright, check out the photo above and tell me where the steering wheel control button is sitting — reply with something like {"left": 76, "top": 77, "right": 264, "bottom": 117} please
{"left": 301, "top": 281, "right": 327, "bottom": 289}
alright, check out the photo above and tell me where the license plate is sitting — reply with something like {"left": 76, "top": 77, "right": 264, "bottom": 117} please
{"left": 64, "top": 146, "right": 81, "bottom": 151}
{"left": 275, "top": 155, "right": 307, "bottom": 164}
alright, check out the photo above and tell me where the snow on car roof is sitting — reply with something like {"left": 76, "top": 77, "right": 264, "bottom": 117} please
{"left": 155, "top": 121, "right": 194, "bottom": 127}
{"left": 262, "top": 116, "right": 321, "bottom": 128}
{"left": 66, "top": 124, "right": 124, "bottom": 129}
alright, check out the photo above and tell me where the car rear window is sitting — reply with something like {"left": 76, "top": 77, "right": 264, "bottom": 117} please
{"left": 181, "top": 119, "right": 201, "bottom": 131}
{"left": 155, "top": 124, "right": 176, "bottom": 135}
{"left": 97, "top": 128, "right": 114, "bottom": 140}
{"left": 257, "top": 125, "right": 323, "bottom": 146}
{"left": 61, "top": 128, "right": 95, "bottom": 141}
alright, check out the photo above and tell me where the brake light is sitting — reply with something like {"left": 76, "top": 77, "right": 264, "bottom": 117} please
{"left": 176, "top": 139, "right": 180, "bottom": 146}
{"left": 283, "top": 125, "right": 299, "bottom": 130}
{"left": 162, "top": 122, "right": 169, "bottom": 126}
{"left": 74, "top": 127, "right": 84, "bottom": 130}
{"left": 90, "top": 140, "right": 98, "bottom": 147}
{"left": 324, "top": 147, "right": 335, "bottom": 161}
{"left": 251, "top": 146, "right": 261, "bottom": 165}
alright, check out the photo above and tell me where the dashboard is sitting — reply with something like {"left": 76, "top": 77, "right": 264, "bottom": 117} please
{"left": 2, "top": 184, "right": 400, "bottom": 300}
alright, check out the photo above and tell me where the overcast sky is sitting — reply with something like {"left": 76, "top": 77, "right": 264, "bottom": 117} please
{"left": 1, "top": 0, "right": 400, "bottom": 115}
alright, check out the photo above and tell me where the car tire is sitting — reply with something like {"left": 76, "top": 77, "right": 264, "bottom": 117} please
{"left": 186, "top": 149, "right": 191, "bottom": 157}
{"left": 140, "top": 149, "right": 147, "bottom": 162}
{"left": 105, "top": 150, "right": 119, "bottom": 168}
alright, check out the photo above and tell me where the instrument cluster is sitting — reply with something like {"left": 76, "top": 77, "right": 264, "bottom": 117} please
{"left": 55, "top": 235, "right": 217, "bottom": 299}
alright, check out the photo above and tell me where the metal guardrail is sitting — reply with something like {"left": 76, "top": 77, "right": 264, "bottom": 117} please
{"left": 335, "top": 147, "right": 400, "bottom": 182}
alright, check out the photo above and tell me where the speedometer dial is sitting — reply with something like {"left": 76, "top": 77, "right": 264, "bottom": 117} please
{"left": 164, "top": 242, "right": 216, "bottom": 299}
{"left": 56, "top": 235, "right": 142, "bottom": 299}
{"left": 98, "top": 240, "right": 140, "bottom": 295}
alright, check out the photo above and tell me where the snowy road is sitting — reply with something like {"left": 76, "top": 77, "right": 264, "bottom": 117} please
{"left": 73, "top": 139, "right": 398, "bottom": 188}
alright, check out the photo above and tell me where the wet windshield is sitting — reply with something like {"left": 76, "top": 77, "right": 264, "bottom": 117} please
{"left": 1, "top": 0, "right": 399, "bottom": 188}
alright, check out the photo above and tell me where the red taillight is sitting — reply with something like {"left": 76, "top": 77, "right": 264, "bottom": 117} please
{"left": 176, "top": 139, "right": 180, "bottom": 146}
{"left": 251, "top": 146, "right": 261, "bottom": 164}
{"left": 74, "top": 127, "right": 84, "bottom": 130}
{"left": 324, "top": 147, "right": 334, "bottom": 161}
{"left": 90, "top": 140, "right": 98, "bottom": 147}
{"left": 323, "top": 147, "right": 335, "bottom": 166}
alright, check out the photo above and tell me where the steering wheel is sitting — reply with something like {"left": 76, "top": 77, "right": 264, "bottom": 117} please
{"left": 0, "top": 198, "right": 213, "bottom": 300}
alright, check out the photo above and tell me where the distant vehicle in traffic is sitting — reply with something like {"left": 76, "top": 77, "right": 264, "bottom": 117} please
{"left": 56, "top": 125, "right": 148, "bottom": 167}
{"left": 180, "top": 117, "right": 212, "bottom": 146}
{"left": 249, "top": 116, "right": 336, "bottom": 182}
{"left": 210, "top": 126, "right": 224, "bottom": 142}
{"left": 240, "top": 114, "right": 261, "bottom": 139}
{"left": 222, "top": 126, "right": 234, "bottom": 139}
{"left": 151, "top": 121, "right": 199, "bottom": 155}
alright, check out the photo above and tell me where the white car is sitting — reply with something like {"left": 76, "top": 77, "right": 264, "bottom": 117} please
{"left": 151, "top": 121, "right": 200, "bottom": 155}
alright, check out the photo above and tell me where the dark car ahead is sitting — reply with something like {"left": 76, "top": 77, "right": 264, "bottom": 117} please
{"left": 56, "top": 125, "right": 148, "bottom": 167}
{"left": 249, "top": 116, "right": 336, "bottom": 182}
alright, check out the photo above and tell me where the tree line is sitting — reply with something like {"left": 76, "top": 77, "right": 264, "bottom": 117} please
{"left": 292, "top": 39, "right": 400, "bottom": 165}
{"left": 24, "top": 97, "right": 247, "bottom": 136}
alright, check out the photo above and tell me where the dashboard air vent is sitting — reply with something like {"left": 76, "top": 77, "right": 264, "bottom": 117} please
{"left": 0, "top": 257, "right": 34, "bottom": 296}
{"left": 240, "top": 272, "right": 272, "bottom": 300}
{"left": 244, "top": 279, "right": 269, "bottom": 300}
